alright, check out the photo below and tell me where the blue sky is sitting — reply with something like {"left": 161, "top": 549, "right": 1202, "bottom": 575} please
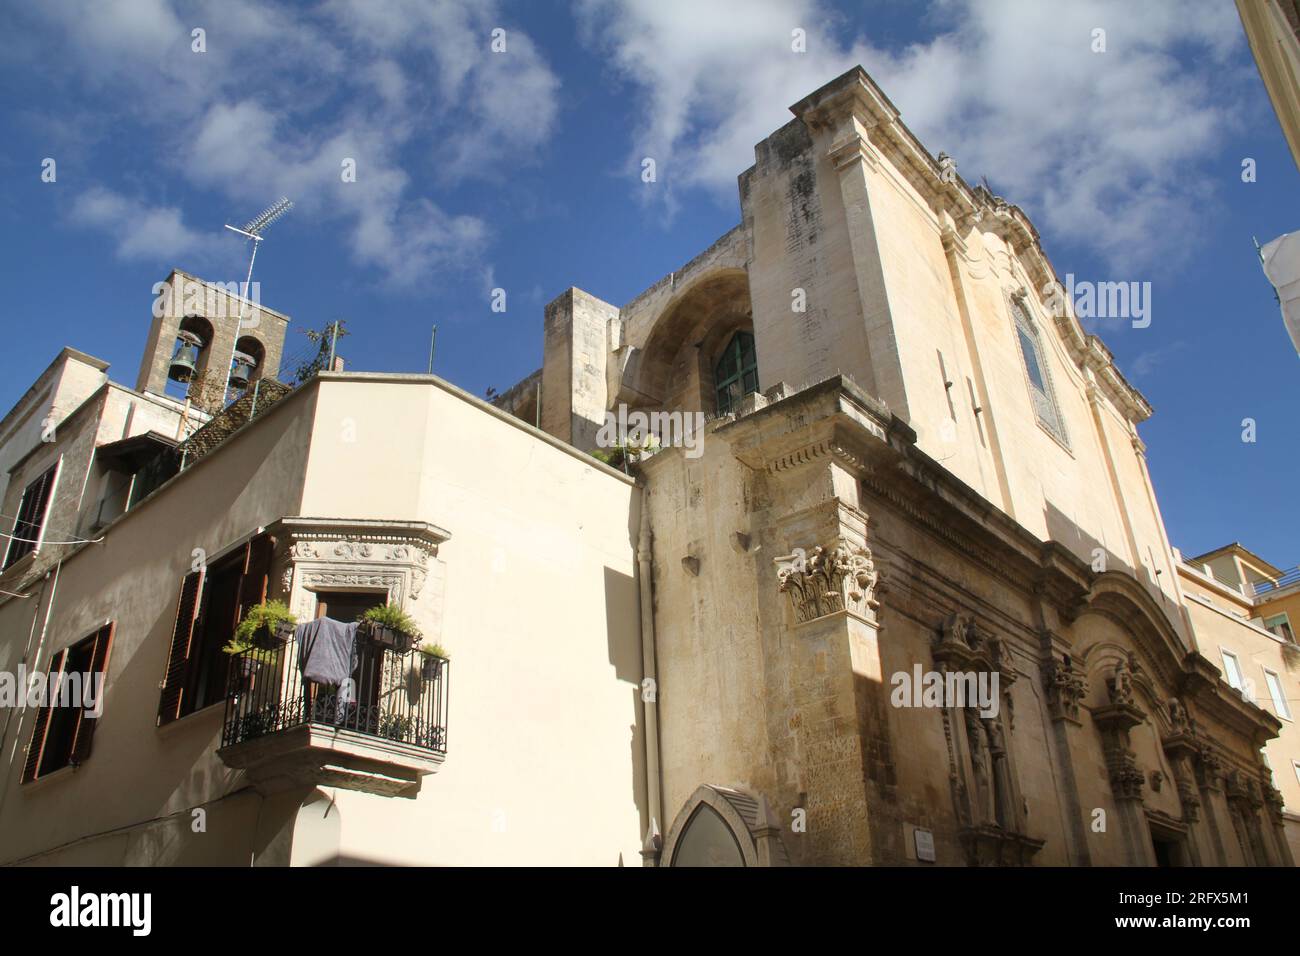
{"left": 0, "top": 0, "right": 1296, "bottom": 567}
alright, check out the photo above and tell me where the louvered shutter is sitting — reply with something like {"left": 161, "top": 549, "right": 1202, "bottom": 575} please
{"left": 157, "top": 570, "right": 204, "bottom": 725}
{"left": 237, "top": 534, "right": 275, "bottom": 622}
{"left": 70, "top": 622, "right": 115, "bottom": 765}
{"left": 22, "top": 649, "right": 66, "bottom": 782}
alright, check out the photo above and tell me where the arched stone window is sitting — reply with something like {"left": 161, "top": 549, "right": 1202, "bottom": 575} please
{"left": 660, "top": 784, "right": 790, "bottom": 867}
{"left": 671, "top": 804, "right": 746, "bottom": 867}
{"left": 714, "top": 330, "right": 758, "bottom": 416}
{"left": 1009, "top": 295, "right": 1067, "bottom": 445}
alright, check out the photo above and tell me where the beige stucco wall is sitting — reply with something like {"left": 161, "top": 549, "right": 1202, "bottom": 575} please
{"left": 298, "top": 376, "right": 645, "bottom": 866}
{"left": 0, "top": 381, "right": 316, "bottom": 865}
{"left": 0, "top": 374, "right": 645, "bottom": 866}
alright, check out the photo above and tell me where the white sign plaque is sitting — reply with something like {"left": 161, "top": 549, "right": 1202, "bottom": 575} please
{"left": 913, "top": 827, "right": 936, "bottom": 863}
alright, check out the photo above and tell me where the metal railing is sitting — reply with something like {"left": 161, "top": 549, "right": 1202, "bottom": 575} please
{"left": 1251, "top": 567, "right": 1300, "bottom": 596}
{"left": 220, "top": 628, "right": 448, "bottom": 755}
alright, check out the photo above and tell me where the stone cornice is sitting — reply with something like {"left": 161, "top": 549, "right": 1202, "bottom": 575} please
{"left": 718, "top": 375, "right": 1092, "bottom": 615}
{"left": 273, "top": 516, "right": 451, "bottom": 547}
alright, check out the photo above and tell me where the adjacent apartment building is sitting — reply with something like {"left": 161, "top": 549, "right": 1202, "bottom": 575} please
{"left": 0, "top": 67, "right": 1292, "bottom": 866}
{"left": 1175, "top": 543, "right": 1300, "bottom": 860}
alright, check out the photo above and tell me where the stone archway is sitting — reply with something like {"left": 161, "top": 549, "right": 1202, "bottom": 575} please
{"left": 620, "top": 269, "right": 753, "bottom": 413}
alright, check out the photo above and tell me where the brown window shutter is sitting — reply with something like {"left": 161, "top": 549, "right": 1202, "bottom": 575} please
{"left": 4, "top": 464, "right": 57, "bottom": 569}
{"left": 70, "top": 622, "right": 115, "bottom": 765}
{"left": 22, "top": 649, "right": 67, "bottom": 783}
{"left": 158, "top": 570, "right": 205, "bottom": 725}
{"left": 237, "top": 534, "right": 276, "bottom": 621}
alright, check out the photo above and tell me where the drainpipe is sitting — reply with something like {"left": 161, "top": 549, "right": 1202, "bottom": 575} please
{"left": 636, "top": 490, "right": 663, "bottom": 865}
{"left": 0, "top": 560, "right": 61, "bottom": 823}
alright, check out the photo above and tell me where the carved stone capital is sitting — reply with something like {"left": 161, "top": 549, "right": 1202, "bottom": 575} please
{"left": 774, "top": 539, "right": 880, "bottom": 626}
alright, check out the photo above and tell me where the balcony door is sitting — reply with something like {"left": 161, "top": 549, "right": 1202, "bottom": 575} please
{"left": 309, "top": 591, "right": 386, "bottom": 724}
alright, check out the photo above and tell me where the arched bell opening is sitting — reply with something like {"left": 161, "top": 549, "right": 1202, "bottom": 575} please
{"left": 232, "top": 336, "right": 267, "bottom": 391}
{"left": 170, "top": 316, "right": 214, "bottom": 386}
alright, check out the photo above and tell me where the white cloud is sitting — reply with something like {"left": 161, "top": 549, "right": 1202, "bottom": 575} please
{"left": 575, "top": 0, "right": 1247, "bottom": 268}
{"left": 324, "top": 0, "right": 560, "bottom": 177}
{"left": 18, "top": 0, "right": 558, "bottom": 286}
{"left": 68, "top": 188, "right": 225, "bottom": 263}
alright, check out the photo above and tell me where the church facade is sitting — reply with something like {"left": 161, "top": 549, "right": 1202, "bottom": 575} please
{"left": 0, "top": 67, "right": 1292, "bottom": 866}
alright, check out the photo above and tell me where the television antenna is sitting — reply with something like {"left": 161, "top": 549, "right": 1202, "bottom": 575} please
{"left": 220, "top": 197, "right": 293, "bottom": 402}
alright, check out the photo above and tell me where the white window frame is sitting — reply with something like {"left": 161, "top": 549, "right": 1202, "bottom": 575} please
{"left": 1220, "top": 648, "right": 1247, "bottom": 697}
{"left": 1008, "top": 292, "right": 1069, "bottom": 448}
{"left": 1263, "top": 667, "right": 1292, "bottom": 721}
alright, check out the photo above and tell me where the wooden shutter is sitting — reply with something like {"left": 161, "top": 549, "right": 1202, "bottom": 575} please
{"left": 236, "top": 534, "right": 276, "bottom": 622}
{"left": 4, "top": 464, "right": 57, "bottom": 569}
{"left": 157, "top": 570, "right": 204, "bottom": 725}
{"left": 70, "top": 623, "right": 115, "bottom": 765}
{"left": 22, "top": 649, "right": 67, "bottom": 783}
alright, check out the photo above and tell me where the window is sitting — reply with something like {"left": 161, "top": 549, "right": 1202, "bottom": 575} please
{"left": 1263, "top": 613, "right": 1296, "bottom": 643}
{"left": 1009, "top": 296, "right": 1067, "bottom": 445}
{"left": 714, "top": 331, "right": 758, "bottom": 416}
{"left": 1263, "top": 669, "right": 1292, "bottom": 721}
{"left": 22, "top": 623, "right": 114, "bottom": 782}
{"left": 671, "top": 804, "right": 746, "bottom": 867}
{"left": 4, "top": 463, "right": 58, "bottom": 570}
{"left": 1220, "top": 649, "right": 1244, "bottom": 692}
{"left": 157, "top": 533, "right": 275, "bottom": 724}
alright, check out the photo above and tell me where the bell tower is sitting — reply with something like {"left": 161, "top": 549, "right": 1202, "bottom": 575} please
{"left": 137, "top": 269, "right": 290, "bottom": 412}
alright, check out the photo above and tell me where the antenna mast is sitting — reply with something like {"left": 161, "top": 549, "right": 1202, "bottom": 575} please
{"left": 220, "top": 197, "right": 293, "bottom": 404}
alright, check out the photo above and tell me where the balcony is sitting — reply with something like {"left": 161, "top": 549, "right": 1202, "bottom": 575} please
{"left": 1251, "top": 566, "right": 1300, "bottom": 597}
{"left": 217, "top": 628, "right": 448, "bottom": 798}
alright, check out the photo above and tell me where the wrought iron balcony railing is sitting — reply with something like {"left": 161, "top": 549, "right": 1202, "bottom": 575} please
{"left": 220, "top": 627, "right": 448, "bottom": 756}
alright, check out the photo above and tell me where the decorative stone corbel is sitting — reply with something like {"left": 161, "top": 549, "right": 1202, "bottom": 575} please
{"left": 1043, "top": 655, "right": 1087, "bottom": 724}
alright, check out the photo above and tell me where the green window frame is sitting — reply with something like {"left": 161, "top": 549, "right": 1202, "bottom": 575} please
{"left": 714, "top": 331, "right": 758, "bottom": 416}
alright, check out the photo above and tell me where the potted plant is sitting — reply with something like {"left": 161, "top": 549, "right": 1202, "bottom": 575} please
{"left": 360, "top": 603, "right": 420, "bottom": 653}
{"left": 417, "top": 643, "right": 448, "bottom": 680}
{"left": 235, "top": 599, "right": 297, "bottom": 650}
{"left": 238, "top": 709, "right": 274, "bottom": 739}
{"left": 222, "top": 637, "right": 279, "bottom": 679}
{"left": 378, "top": 712, "right": 413, "bottom": 742}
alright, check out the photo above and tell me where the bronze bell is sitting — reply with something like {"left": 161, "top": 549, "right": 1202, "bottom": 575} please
{"left": 168, "top": 332, "right": 204, "bottom": 383}
{"left": 229, "top": 350, "right": 257, "bottom": 390}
